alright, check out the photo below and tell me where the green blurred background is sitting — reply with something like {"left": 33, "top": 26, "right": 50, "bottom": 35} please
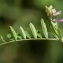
{"left": 0, "top": 0, "right": 63, "bottom": 63}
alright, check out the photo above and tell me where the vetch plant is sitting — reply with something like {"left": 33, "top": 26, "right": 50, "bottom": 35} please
{"left": 0, "top": 5, "right": 63, "bottom": 46}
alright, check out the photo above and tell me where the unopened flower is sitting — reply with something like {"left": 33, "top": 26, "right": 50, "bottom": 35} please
{"left": 51, "top": 9, "right": 56, "bottom": 14}
{"left": 45, "top": 5, "right": 53, "bottom": 17}
{"left": 45, "top": 5, "right": 61, "bottom": 17}
{"left": 53, "top": 19, "right": 63, "bottom": 22}
{"left": 52, "top": 11, "right": 61, "bottom": 16}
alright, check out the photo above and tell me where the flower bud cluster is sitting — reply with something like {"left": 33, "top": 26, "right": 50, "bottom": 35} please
{"left": 45, "top": 5, "right": 63, "bottom": 22}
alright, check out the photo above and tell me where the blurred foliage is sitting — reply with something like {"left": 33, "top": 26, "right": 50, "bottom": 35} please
{"left": 0, "top": 0, "right": 63, "bottom": 63}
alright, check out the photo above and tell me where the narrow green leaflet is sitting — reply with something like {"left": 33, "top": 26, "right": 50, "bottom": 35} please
{"left": 29, "top": 23, "right": 37, "bottom": 39}
{"left": 9, "top": 26, "right": 17, "bottom": 41}
{"left": 36, "top": 30, "right": 42, "bottom": 39}
{"left": 55, "top": 28, "right": 63, "bottom": 41}
{"left": 50, "top": 21, "right": 58, "bottom": 38}
{"left": 41, "top": 19, "right": 48, "bottom": 38}
{"left": 0, "top": 35, "right": 5, "bottom": 42}
{"left": 55, "top": 28, "right": 62, "bottom": 37}
{"left": 25, "top": 31, "right": 31, "bottom": 39}
{"left": 55, "top": 28, "right": 63, "bottom": 42}
{"left": 20, "top": 26, "right": 26, "bottom": 39}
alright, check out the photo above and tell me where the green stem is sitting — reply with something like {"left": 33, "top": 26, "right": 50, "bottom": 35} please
{"left": 0, "top": 38, "right": 60, "bottom": 46}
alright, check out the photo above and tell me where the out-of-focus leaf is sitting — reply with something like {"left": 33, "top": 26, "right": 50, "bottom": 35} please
{"left": 9, "top": 26, "right": 17, "bottom": 41}
{"left": 46, "top": 20, "right": 58, "bottom": 38}
{"left": 41, "top": 19, "right": 48, "bottom": 38}
{"left": 7, "top": 34, "right": 14, "bottom": 41}
{"left": 36, "top": 30, "right": 42, "bottom": 38}
{"left": 29, "top": 23, "right": 37, "bottom": 39}
{"left": 7, "top": 34, "right": 12, "bottom": 38}
{"left": 25, "top": 31, "right": 31, "bottom": 39}
{"left": 20, "top": 26, "right": 26, "bottom": 39}
{"left": 17, "top": 33, "right": 22, "bottom": 40}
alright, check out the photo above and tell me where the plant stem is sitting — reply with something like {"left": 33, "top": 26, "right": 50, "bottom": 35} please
{"left": 0, "top": 38, "right": 60, "bottom": 46}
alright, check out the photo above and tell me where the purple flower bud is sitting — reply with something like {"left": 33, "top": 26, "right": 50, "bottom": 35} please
{"left": 53, "top": 11, "right": 61, "bottom": 16}
{"left": 53, "top": 19, "right": 63, "bottom": 22}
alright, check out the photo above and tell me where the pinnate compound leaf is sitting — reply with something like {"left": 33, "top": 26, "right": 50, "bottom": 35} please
{"left": 20, "top": 26, "right": 26, "bottom": 39}
{"left": 29, "top": 23, "right": 37, "bottom": 39}
{"left": 9, "top": 26, "right": 17, "bottom": 41}
{"left": 41, "top": 19, "right": 48, "bottom": 38}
